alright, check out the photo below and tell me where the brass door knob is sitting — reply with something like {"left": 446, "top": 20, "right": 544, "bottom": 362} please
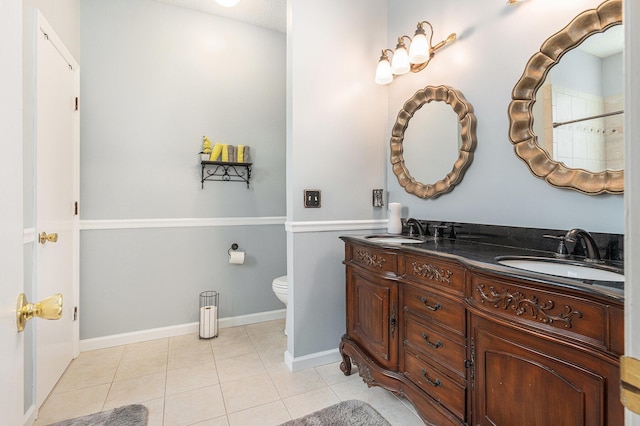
{"left": 39, "top": 232, "right": 58, "bottom": 244}
{"left": 16, "top": 293, "right": 63, "bottom": 332}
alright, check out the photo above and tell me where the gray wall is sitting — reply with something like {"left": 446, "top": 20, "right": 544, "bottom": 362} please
{"left": 80, "top": 0, "right": 287, "bottom": 339}
{"left": 287, "top": 0, "right": 388, "bottom": 359}
{"left": 385, "top": 0, "right": 623, "bottom": 233}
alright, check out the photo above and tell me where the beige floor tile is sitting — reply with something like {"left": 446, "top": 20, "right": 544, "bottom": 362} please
{"left": 257, "top": 347, "right": 288, "bottom": 373}
{"left": 166, "top": 361, "right": 219, "bottom": 395}
{"left": 163, "top": 385, "right": 226, "bottom": 426}
{"left": 34, "top": 384, "right": 110, "bottom": 425}
{"left": 330, "top": 375, "right": 398, "bottom": 406}
{"left": 124, "top": 338, "right": 169, "bottom": 359}
{"left": 248, "top": 330, "right": 286, "bottom": 352}
{"left": 269, "top": 367, "right": 327, "bottom": 398}
{"left": 220, "top": 373, "right": 280, "bottom": 414}
{"left": 315, "top": 361, "right": 357, "bottom": 385}
{"left": 228, "top": 400, "right": 291, "bottom": 426}
{"left": 216, "top": 352, "right": 266, "bottom": 383}
{"left": 168, "top": 343, "right": 214, "bottom": 370}
{"left": 104, "top": 372, "right": 166, "bottom": 410}
{"left": 53, "top": 359, "right": 118, "bottom": 393}
{"left": 215, "top": 326, "right": 249, "bottom": 340}
{"left": 374, "top": 401, "right": 424, "bottom": 426}
{"left": 281, "top": 386, "right": 340, "bottom": 420}
{"left": 191, "top": 415, "right": 230, "bottom": 425}
{"left": 142, "top": 397, "right": 165, "bottom": 426}
{"left": 69, "top": 346, "right": 124, "bottom": 369}
{"left": 169, "top": 333, "right": 213, "bottom": 350}
{"left": 115, "top": 350, "right": 168, "bottom": 380}
{"left": 245, "top": 320, "right": 285, "bottom": 337}
{"left": 211, "top": 335, "right": 256, "bottom": 361}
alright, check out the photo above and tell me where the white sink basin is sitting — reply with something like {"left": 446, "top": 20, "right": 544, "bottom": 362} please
{"left": 365, "top": 235, "right": 424, "bottom": 244}
{"left": 497, "top": 257, "right": 624, "bottom": 282}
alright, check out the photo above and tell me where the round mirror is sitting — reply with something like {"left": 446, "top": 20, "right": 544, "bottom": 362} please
{"left": 391, "top": 85, "right": 476, "bottom": 199}
{"left": 403, "top": 101, "right": 462, "bottom": 185}
{"left": 508, "top": 0, "right": 623, "bottom": 194}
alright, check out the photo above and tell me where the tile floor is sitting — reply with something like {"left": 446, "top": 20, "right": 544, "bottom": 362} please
{"left": 35, "top": 319, "right": 424, "bottom": 425}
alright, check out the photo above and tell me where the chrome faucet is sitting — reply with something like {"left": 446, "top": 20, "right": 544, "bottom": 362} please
{"left": 564, "top": 228, "right": 601, "bottom": 262}
{"left": 405, "top": 218, "right": 428, "bottom": 238}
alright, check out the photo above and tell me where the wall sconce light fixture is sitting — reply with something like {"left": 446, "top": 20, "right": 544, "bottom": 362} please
{"left": 506, "top": 0, "right": 528, "bottom": 4}
{"left": 375, "top": 21, "right": 456, "bottom": 85}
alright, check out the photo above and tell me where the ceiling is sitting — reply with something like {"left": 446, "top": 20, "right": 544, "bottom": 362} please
{"left": 577, "top": 25, "right": 623, "bottom": 58}
{"left": 155, "top": 0, "right": 286, "bottom": 33}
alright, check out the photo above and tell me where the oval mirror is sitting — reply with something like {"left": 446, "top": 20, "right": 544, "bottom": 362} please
{"left": 391, "top": 85, "right": 477, "bottom": 199}
{"left": 508, "top": 0, "right": 623, "bottom": 194}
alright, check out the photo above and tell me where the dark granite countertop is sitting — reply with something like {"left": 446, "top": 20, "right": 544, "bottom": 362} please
{"left": 341, "top": 226, "right": 625, "bottom": 302}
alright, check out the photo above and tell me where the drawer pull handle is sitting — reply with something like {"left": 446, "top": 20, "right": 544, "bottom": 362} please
{"left": 421, "top": 369, "right": 442, "bottom": 387}
{"left": 421, "top": 332, "right": 443, "bottom": 349}
{"left": 421, "top": 297, "right": 441, "bottom": 311}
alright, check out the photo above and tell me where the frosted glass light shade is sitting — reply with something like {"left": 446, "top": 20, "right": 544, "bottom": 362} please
{"left": 409, "top": 33, "right": 430, "bottom": 64}
{"left": 391, "top": 47, "right": 410, "bottom": 75}
{"left": 375, "top": 59, "right": 393, "bottom": 85}
{"left": 215, "top": 0, "right": 240, "bottom": 7}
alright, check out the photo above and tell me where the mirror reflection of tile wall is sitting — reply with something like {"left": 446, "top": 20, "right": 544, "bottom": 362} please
{"left": 541, "top": 83, "right": 623, "bottom": 172}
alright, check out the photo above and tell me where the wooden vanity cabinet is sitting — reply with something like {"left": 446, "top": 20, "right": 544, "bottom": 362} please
{"left": 339, "top": 239, "right": 624, "bottom": 425}
{"left": 468, "top": 270, "right": 624, "bottom": 426}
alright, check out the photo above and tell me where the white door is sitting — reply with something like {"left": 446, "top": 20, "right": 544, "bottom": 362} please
{"left": 34, "top": 12, "right": 80, "bottom": 409}
{"left": 0, "top": 0, "right": 25, "bottom": 423}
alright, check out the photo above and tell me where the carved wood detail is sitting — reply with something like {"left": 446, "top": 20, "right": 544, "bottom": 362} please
{"left": 355, "top": 249, "right": 387, "bottom": 269}
{"left": 412, "top": 261, "right": 453, "bottom": 284}
{"left": 475, "top": 284, "right": 583, "bottom": 329}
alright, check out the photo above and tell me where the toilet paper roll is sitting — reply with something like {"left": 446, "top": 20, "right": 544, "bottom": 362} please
{"left": 229, "top": 251, "right": 245, "bottom": 264}
{"left": 199, "top": 305, "right": 218, "bottom": 338}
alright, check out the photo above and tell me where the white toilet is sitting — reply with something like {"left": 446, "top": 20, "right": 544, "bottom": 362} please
{"left": 272, "top": 275, "right": 288, "bottom": 335}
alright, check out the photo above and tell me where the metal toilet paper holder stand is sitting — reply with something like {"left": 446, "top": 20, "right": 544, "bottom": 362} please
{"left": 199, "top": 291, "right": 219, "bottom": 339}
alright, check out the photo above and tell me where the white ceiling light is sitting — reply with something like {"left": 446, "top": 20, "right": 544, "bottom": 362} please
{"left": 215, "top": 0, "right": 240, "bottom": 7}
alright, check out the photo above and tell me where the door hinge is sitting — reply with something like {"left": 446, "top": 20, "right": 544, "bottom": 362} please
{"left": 74, "top": 201, "right": 78, "bottom": 216}
{"left": 73, "top": 306, "right": 78, "bottom": 321}
{"left": 75, "top": 97, "right": 79, "bottom": 111}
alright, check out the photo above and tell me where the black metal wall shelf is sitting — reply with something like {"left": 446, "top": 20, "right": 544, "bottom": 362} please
{"left": 201, "top": 161, "right": 252, "bottom": 189}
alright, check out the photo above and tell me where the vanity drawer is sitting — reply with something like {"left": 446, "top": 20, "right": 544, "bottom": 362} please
{"left": 346, "top": 243, "right": 398, "bottom": 274}
{"left": 469, "top": 273, "right": 612, "bottom": 352}
{"left": 402, "top": 283, "right": 466, "bottom": 336}
{"left": 404, "top": 314, "right": 466, "bottom": 378}
{"left": 401, "top": 253, "right": 465, "bottom": 295}
{"left": 404, "top": 348, "right": 466, "bottom": 421}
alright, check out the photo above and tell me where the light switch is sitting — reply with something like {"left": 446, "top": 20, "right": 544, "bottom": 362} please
{"left": 304, "top": 190, "right": 321, "bottom": 208}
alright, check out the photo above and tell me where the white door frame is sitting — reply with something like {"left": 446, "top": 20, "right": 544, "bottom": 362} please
{"left": 0, "top": 0, "right": 25, "bottom": 424}
{"left": 624, "top": 0, "right": 640, "bottom": 424}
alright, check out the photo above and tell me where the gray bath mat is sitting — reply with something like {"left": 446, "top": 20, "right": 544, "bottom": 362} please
{"left": 279, "top": 399, "right": 391, "bottom": 426}
{"left": 46, "top": 404, "right": 148, "bottom": 426}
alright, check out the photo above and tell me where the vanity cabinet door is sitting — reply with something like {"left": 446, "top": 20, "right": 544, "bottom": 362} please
{"left": 470, "top": 313, "right": 622, "bottom": 426}
{"left": 346, "top": 267, "right": 399, "bottom": 370}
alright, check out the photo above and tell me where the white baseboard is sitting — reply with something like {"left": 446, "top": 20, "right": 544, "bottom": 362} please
{"left": 23, "top": 404, "right": 37, "bottom": 426}
{"left": 79, "top": 309, "right": 286, "bottom": 352}
{"left": 284, "top": 348, "right": 341, "bottom": 372}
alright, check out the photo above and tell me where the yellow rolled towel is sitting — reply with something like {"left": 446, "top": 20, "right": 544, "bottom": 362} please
{"left": 221, "top": 144, "right": 229, "bottom": 162}
{"left": 209, "top": 143, "right": 222, "bottom": 161}
{"left": 237, "top": 145, "right": 244, "bottom": 163}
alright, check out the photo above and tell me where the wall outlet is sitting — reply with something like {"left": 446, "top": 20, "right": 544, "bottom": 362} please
{"left": 304, "top": 189, "right": 321, "bottom": 208}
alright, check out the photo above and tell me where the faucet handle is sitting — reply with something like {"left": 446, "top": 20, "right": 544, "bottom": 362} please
{"left": 543, "top": 234, "right": 569, "bottom": 258}
{"left": 433, "top": 224, "right": 449, "bottom": 239}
